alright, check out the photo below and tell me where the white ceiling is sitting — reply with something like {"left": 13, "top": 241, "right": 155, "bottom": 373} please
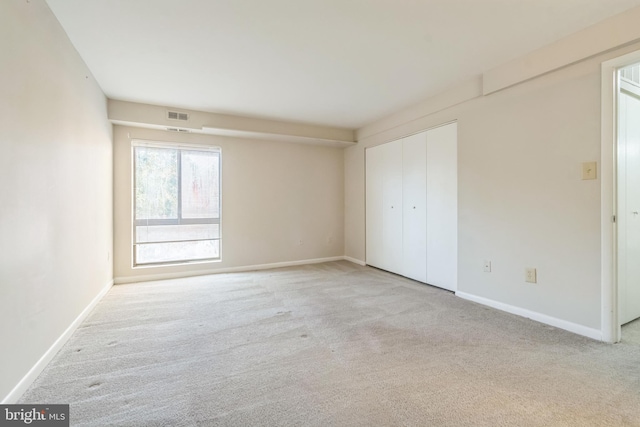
{"left": 47, "top": 0, "right": 640, "bottom": 129}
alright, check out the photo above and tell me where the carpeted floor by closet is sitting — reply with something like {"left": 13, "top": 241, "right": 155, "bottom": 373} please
{"left": 19, "top": 261, "right": 640, "bottom": 426}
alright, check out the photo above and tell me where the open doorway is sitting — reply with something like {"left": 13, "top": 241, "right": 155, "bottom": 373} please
{"left": 600, "top": 50, "right": 640, "bottom": 344}
{"left": 618, "top": 62, "right": 640, "bottom": 344}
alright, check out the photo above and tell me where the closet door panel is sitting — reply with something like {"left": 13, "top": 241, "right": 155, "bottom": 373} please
{"left": 365, "top": 144, "right": 386, "bottom": 269}
{"left": 402, "top": 132, "right": 427, "bottom": 282}
{"left": 426, "top": 123, "right": 458, "bottom": 291}
{"left": 382, "top": 139, "right": 404, "bottom": 273}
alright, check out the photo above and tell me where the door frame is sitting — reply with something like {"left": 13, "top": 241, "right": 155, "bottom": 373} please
{"left": 601, "top": 49, "right": 640, "bottom": 343}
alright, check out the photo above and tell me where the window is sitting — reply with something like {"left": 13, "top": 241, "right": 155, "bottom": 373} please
{"left": 133, "top": 141, "right": 221, "bottom": 266}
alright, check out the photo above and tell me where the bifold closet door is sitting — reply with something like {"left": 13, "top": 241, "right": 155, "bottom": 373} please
{"left": 382, "top": 140, "right": 404, "bottom": 273}
{"left": 402, "top": 132, "right": 427, "bottom": 282}
{"left": 365, "top": 143, "right": 385, "bottom": 269}
{"left": 426, "top": 123, "right": 458, "bottom": 291}
{"left": 366, "top": 140, "right": 403, "bottom": 273}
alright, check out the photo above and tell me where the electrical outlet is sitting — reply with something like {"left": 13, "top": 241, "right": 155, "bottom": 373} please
{"left": 483, "top": 260, "right": 491, "bottom": 272}
{"left": 298, "top": 239, "right": 303, "bottom": 246}
{"left": 525, "top": 268, "right": 537, "bottom": 283}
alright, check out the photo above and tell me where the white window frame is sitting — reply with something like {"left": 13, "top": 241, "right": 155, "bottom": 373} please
{"left": 132, "top": 140, "right": 222, "bottom": 267}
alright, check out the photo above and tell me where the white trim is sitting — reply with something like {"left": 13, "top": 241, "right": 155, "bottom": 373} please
{"left": 343, "top": 256, "right": 366, "bottom": 266}
{"left": 1, "top": 280, "right": 114, "bottom": 404}
{"left": 600, "top": 49, "right": 640, "bottom": 343}
{"left": 456, "top": 291, "right": 602, "bottom": 341}
{"left": 620, "top": 79, "right": 640, "bottom": 99}
{"left": 601, "top": 57, "right": 619, "bottom": 344}
{"left": 114, "top": 256, "right": 346, "bottom": 284}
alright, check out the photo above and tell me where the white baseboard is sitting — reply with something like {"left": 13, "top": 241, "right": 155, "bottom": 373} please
{"left": 455, "top": 291, "right": 603, "bottom": 341}
{"left": 343, "top": 256, "right": 366, "bottom": 266}
{"left": 2, "top": 279, "right": 114, "bottom": 404}
{"left": 114, "top": 256, "right": 348, "bottom": 284}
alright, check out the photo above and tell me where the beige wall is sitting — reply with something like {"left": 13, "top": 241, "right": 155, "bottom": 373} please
{"left": 0, "top": 1, "right": 113, "bottom": 401}
{"left": 346, "top": 41, "right": 640, "bottom": 332}
{"left": 114, "top": 125, "right": 344, "bottom": 282}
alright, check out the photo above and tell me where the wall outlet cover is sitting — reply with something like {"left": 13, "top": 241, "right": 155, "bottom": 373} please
{"left": 525, "top": 268, "right": 537, "bottom": 283}
{"left": 483, "top": 260, "right": 491, "bottom": 272}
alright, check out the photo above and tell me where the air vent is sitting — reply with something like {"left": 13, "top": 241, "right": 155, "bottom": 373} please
{"left": 167, "top": 127, "right": 189, "bottom": 133}
{"left": 167, "top": 111, "right": 189, "bottom": 121}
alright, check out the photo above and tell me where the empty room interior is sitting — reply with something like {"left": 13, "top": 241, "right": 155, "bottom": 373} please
{"left": 3, "top": 0, "right": 640, "bottom": 425}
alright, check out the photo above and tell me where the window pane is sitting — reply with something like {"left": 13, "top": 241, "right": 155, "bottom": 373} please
{"left": 132, "top": 143, "right": 221, "bottom": 266}
{"left": 135, "top": 147, "right": 178, "bottom": 220}
{"left": 181, "top": 151, "right": 220, "bottom": 219}
{"left": 136, "top": 224, "right": 220, "bottom": 243}
{"left": 135, "top": 240, "right": 220, "bottom": 264}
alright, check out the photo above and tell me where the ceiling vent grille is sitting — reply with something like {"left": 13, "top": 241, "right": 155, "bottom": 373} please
{"left": 167, "top": 127, "right": 189, "bottom": 133}
{"left": 167, "top": 111, "right": 189, "bottom": 121}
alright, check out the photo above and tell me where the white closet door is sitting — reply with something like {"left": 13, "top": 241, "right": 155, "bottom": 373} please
{"left": 426, "top": 123, "right": 458, "bottom": 291}
{"left": 365, "top": 144, "right": 385, "bottom": 269}
{"left": 382, "top": 139, "right": 404, "bottom": 273}
{"left": 402, "top": 132, "right": 427, "bottom": 282}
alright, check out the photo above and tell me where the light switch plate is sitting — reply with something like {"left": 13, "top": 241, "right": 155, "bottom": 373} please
{"left": 582, "top": 162, "right": 597, "bottom": 180}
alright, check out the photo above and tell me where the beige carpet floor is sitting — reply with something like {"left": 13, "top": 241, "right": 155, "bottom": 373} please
{"left": 19, "top": 261, "right": 640, "bottom": 426}
{"left": 623, "top": 317, "right": 640, "bottom": 346}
